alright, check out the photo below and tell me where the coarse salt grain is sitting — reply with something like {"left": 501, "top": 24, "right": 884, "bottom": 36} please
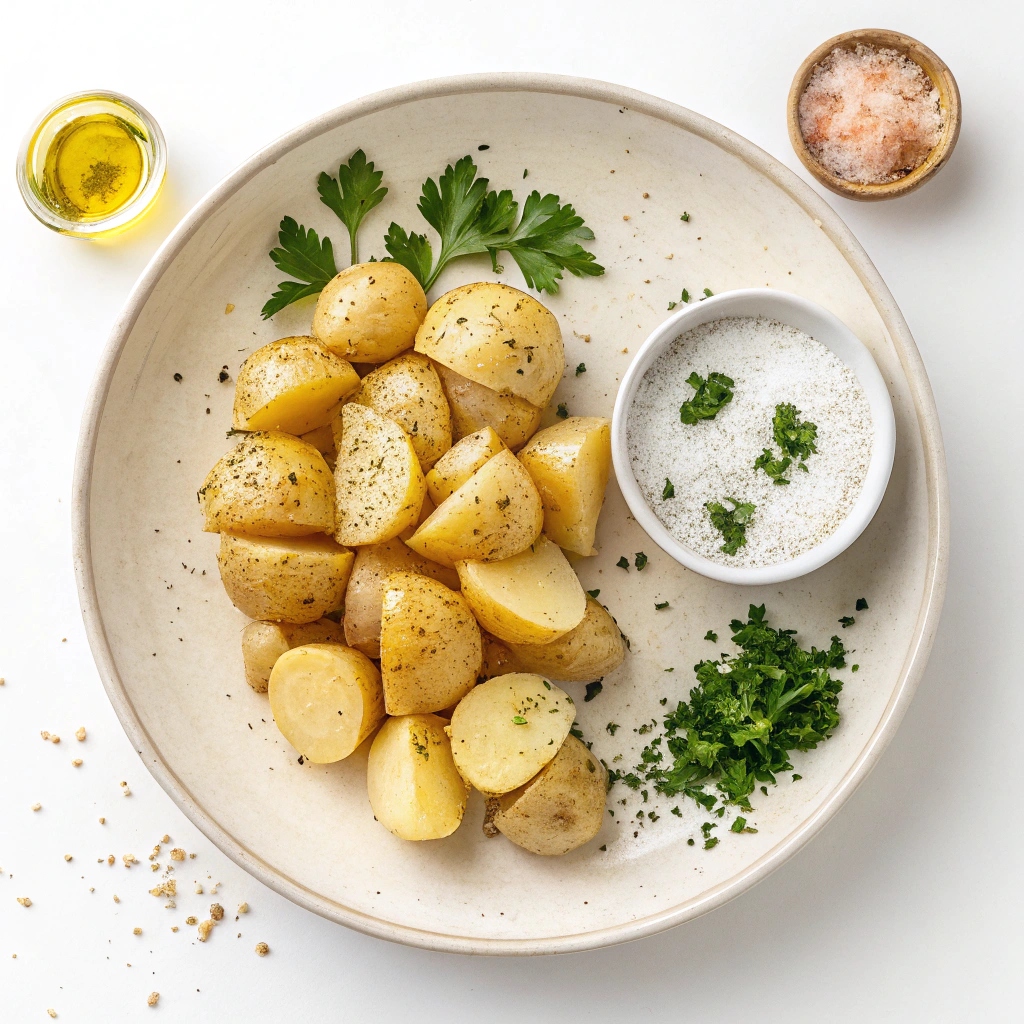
{"left": 627, "top": 316, "right": 873, "bottom": 568}
{"left": 799, "top": 44, "right": 942, "bottom": 185}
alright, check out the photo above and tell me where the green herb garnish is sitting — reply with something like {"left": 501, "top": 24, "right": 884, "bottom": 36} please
{"left": 773, "top": 403, "right": 818, "bottom": 463}
{"left": 616, "top": 556, "right": 630, "bottom": 570}
{"left": 662, "top": 478, "right": 675, "bottom": 500}
{"left": 634, "top": 552, "right": 648, "bottom": 571}
{"left": 587, "top": 589, "right": 600, "bottom": 599}
{"left": 839, "top": 616, "right": 855, "bottom": 628}
{"left": 655, "top": 601, "right": 669, "bottom": 610}
{"left": 754, "top": 448, "right": 793, "bottom": 485}
{"left": 680, "top": 211, "right": 690, "bottom": 222}
{"left": 606, "top": 722, "right": 620, "bottom": 736}
{"left": 679, "top": 371, "right": 734, "bottom": 424}
{"left": 667, "top": 288, "right": 690, "bottom": 310}
{"left": 575, "top": 362, "right": 587, "bottom": 376}
{"left": 262, "top": 217, "right": 337, "bottom": 320}
{"left": 730, "top": 816, "right": 758, "bottom": 834}
{"left": 511, "top": 715, "right": 528, "bottom": 725}
{"left": 584, "top": 680, "right": 604, "bottom": 702}
{"left": 702, "top": 287, "right": 713, "bottom": 299}
{"left": 705, "top": 497, "right": 755, "bottom": 556}
{"left": 556, "top": 403, "right": 569, "bottom": 419}
{"left": 704, "top": 630, "right": 718, "bottom": 642}
{"left": 316, "top": 149, "right": 388, "bottom": 264}
{"left": 856, "top": 598, "right": 869, "bottom": 611}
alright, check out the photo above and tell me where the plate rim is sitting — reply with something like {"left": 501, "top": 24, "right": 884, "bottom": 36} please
{"left": 71, "top": 71, "right": 950, "bottom": 956}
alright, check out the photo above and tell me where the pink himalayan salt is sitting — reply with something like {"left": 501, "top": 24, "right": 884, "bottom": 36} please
{"left": 798, "top": 44, "right": 943, "bottom": 185}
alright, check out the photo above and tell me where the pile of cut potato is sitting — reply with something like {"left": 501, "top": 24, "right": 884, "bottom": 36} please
{"left": 199, "top": 263, "right": 624, "bottom": 856}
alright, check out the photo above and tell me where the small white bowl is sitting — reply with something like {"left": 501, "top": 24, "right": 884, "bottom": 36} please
{"left": 610, "top": 289, "right": 896, "bottom": 585}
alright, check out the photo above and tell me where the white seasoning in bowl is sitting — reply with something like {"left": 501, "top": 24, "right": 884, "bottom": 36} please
{"left": 626, "top": 316, "right": 873, "bottom": 568}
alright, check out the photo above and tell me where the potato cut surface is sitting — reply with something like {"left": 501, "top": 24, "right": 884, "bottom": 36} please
{"left": 456, "top": 534, "right": 587, "bottom": 644}
{"left": 425, "top": 426, "right": 506, "bottom": 506}
{"left": 333, "top": 403, "right": 426, "bottom": 546}
{"left": 200, "top": 431, "right": 335, "bottom": 537}
{"left": 448, "top": 673, "right": 575, "bottom": 793}
{"left": 232, "top": 336, "right": 359, "bottom": 435}
{"left": 241, "top": 618, "right": 345, "bottom": 692}
{"left": 269, "top": 643, "right": 384, "bottom": 763}
{"left": 405, "top": 449, "right": 543, "bottom": 567}
{"left": 518, "top": 416, "right": 612, "bottom": 556}
{"left": 415, "top": 282, "right": 564, "bottom": 407}
{"left": 367, "top": 715, "right": 469, "bottom": 841}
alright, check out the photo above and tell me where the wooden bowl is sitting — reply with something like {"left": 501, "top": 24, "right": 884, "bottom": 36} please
{"left": 787, "top": 29, "right": 961, "bottom": 201}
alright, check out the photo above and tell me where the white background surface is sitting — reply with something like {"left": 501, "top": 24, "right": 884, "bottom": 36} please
{"left": 1, "top": 0, "right": 1019, "bottom": 1019}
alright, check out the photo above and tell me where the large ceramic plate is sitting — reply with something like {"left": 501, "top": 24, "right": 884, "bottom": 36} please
{"left": 73, "top": 74, "right": 948, "bottom": 955}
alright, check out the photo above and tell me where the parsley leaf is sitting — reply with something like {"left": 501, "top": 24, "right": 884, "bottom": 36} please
{"left": 381, "top": 223, "right": 433, "bottom": 285}
{"left": 616, "top": 556, "right": 630, "bottom": 570}
{"left": 773, "top": 403, "right": 818, "bottom": 463}
{"left": 262, "top": 217, "right": 338, "bottom": 320}
{"left": 655, "top": 601, "right": 670, "bottom": 610}
{"left": 702, "top": 287, "right": 714, "bottom": 299}
{"left": 839, "top": 616, "right": 855, "bottom": 628}
{"left": 730, "top": 816, "right": 758, "bottom": 834}
{"left": 576, "top": 362, "right": 587, "bottom": 376}
{"left": 317, "top": 149, "right": 388, "bottom": 264}
{"left": 587, "top": 589, "right": 601, "bottom": 599}
{"left": 634, "top": 552, "right": 648, "bottom": 571}
{"left": 680, "top": 211, "right": 690, "bottom": 222}
{"left": 584, "top": 680, "right": 604, "bottom": 702}
{"left": 856, "top": 598, "right": 869, "bottom": 611}
{"left": 754, "top": 447, "right": 793, "bottom": 485}
{"left": 606, "top": 722, "right": 620, "bottom": 736}
{"left": 704, "top": 630, "right": 718, "bottom": 642}
{"left": 679, "top": 371, "right": 734, "bottom": 424}
{"left": 662, "top": 478, "right": 675, "bottom": 500}
{"left": 705, "top": 497, "right": 755, "bottom": 556}
{"left": 556, "top": 403, "right": 569, "bottom": 419}
{"left": 667, "top": 288, "right": 690, "bottom": 310}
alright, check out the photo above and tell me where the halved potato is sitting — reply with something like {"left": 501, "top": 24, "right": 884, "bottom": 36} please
{"left": 300, "top": 423, "right": 337, "bottom": 467}
{"left": 380, "top": 573, "right": 482, "bottom": 715}
{"left": 352, "top": 352, "right": 451, "bottom": 470}
{"left": 367, "top": 715, "right": 469, "bottom": 841}
{"left": 415, "top": 282, "right": 564, "bottom": 407}
{"left": 268, "top": 643, "right": 384, "bottom": 763}
{"left": 342, "top": 536, "right": 459, "bottom": 659}
{"left": 241, "top": 618, "right": 345, "bottom": 693}
{"left": 200, "top": 431, "right": 335, "bottom": 537}
{"left": 232, "top": 336, "right": 359, "bottom": 435}
{"left": 456, "top": 534, "right": 587, "bottom": 644}
{"left": 217, "top": 533, "right": 353, "bottom": 624}
{"left": 505, "top": 597, "right": 625, "bottom": 681}
{"left": 313, "top": 263, "right": 427, "bottom": 363}
{"left": 425, "top": 426, "right": 505, "bottom": 506}
{"left": 494, "top": 734, "right": 607, "bottom": 855}
{"left": 447, "top": 673, "right": 575, "bottom": 794}
{"left": 405, "top": 449, "right": 543, "bottom": 568}
{"left": 333, "top": 403, "right": 426, "bottom": 546}
{"left": 518, "top": 417, "right": 612, "bottom": 556}
{"left": 433, "top": 363, "right": 542, "bottom": 452}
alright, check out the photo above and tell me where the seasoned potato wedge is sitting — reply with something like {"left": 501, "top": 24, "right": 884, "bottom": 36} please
{"left": 505, "top": 597, "right": 625, "bottom": 681}
{"left": 241, "top": 618, "right": 345, "bottom": 693}
{"left": 268, "top": 643, "right": 384, "bottom": 763}
{"left": 494, "top": 734, "right": 607, "bottom": 855}
{"left": 405, "top": 449, "right": 543, "bottom": 567}
{"left": 352, "top": 352, "right": 451, "bottom": 470}
{"left": 447, "top": 673, "right": 575, "bottom": 794}
{"left": 456, "top": 534, "right": 587, "bottom": 644}
{"left": 201, "top": 431, "right": 335, "bottom": 537}
{"left": 425, "top": 426, "right": 505, "bottom": 506}
{"left": 218, "top": 533, "right": 353, "bottom": 624}
{"left": 367, "top": 715, "right": 469, "bottom": 840}
{"left": 232, "top": 336, "right": 359, "bottom": 435}
{"left": 313, "top": 263, "right": 427, "bottom": 363}
{"left": 415, "top": 282, "right": 564, "bottom": 407}
{"left": 299, "top": 423, "right": 337, "bottom": 468}
{"left": 518, "top": 417, "right": 612, "bottom": 556}
{"left": 333, "top": 403, "right": 426, "bottom": 546}
{"left": 433, "top": 362, "right": 542, "bottom": 452}
{"left": 342, "top": 536, "right": 459, "bottom": 658}
{"left": 381, "top": 573, "right": 482, "bottom": 715}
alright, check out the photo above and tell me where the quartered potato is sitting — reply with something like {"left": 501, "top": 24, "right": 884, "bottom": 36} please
{"left": 380, "top": 572, "right": 482, "bottom": 715}
{"left": 241, "top": 618, "right": 345, "bottom": 693}
{"left": 367, "top": 715, "right": 469, "bottom": 841}
{"left": 232, "top": 336, "right": 359, "bottom": 435}
{"left": 313, "top": 263, "right": 427, "bottom": 363}
{"left": 518, "top": 416, "right": 612, "bottom": 556}
{"left": 342, "top": 536, "right": 460, "bottom": 659}
{"left": 505, "top": 597, "right": 625, "bottom": 682}
{"left": 333, "top": 403, "right": 426, "bottom": 546}
{"left": 200, "top": 431, "right": 335, "bottom": 537}
{"left": 456, "top": 534, "right": 587, "bottom": 645}
{"left": 494, "top": 734, "right": 607, "bottom": 855}
{"left": 405, "top": 449, "right": 543, "bottom": 567}
{"left": 217, "top": 532, "right": 353, "bottom": 624}
{"left": 433, "top": 362, "right": 542, "bottom": 452}
{"left": 447, "top": 673, "right": 575, "bottom": 794}
{"left": 415, "top": 282, "right": 564, "bottom": 407}
{"left": 425, "top": 426, "right": 506, "bottom": 506}
{"left": 352, "top": 352, "right": 452, "bottom": 471}
{"left": 299, "top": 422, "right": 337, "bottom": 468}
{"left": 269, "top": 643, "right": 385, "bottom": 763}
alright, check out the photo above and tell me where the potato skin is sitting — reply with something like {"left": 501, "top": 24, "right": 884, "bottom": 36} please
{"left": 415, "top": 283, "right": 564, "bottom": 407}
{"left": 433, "top": 362, "right": 542, "bottom": 452}
{"left": 217, "top": 533, "right": 354, "bottom": 624}
{"left": 425, "top": 426, "right": 506, "bottom": 507}
{"left": 518, "top": 417, "right": 612, "bottom": 556}
{"left": 241, "top": 618, "right": 345, "bottom": 692}
{"left": 494, "top": 734, "right": 607, "bottom": 855}
{"left": 367, "top": 715, "right": 469, "bottom": 841}
{"left": 200, "top": 431, "right": 335, "bottom": 537}
{"left": 299, "top": 423, "right": 337, "bottom": 468}
{"left": 505, "top": 597, "right": 625, "bottom": 681}
{"left": 352, "top": 352, "right": 452, "bottom": 470}
{"left": 232, "top": 336, "right": 359, "bottom": 435}
{"left": 313, "top": 263, "right": 427, "bottom": 363}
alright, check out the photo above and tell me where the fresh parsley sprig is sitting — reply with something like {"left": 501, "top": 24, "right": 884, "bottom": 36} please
{"left": 705, "top": 497, "right": 755, "bottom": 556}
{"left": 317, "top": 149, "right": 388, "bottom": 264}
{"left": 679, "top": 371, "right": 734, "bottom": 424}
{"left": 262, "top": 218, "right": 338, "bottom": 320}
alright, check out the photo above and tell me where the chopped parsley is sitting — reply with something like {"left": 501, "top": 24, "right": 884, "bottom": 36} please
{"left": 575, "top": 362, "right": 587, "bottom": 375}
{"left": 655, "top": 601, "right": 670, "bottom": 610}
{"left": 852, "top": 664, "right": 859, "bottom": 672}
{"left": 511, "top": 715, "right": 528, "bottom": 725}
{"left": 616, "top": 556, "right": 630, "bottom": 570}
{"left": 773, "top": 403, "right": 818, "bottom": 464}
{"left": 839, "top": 616, "right": 855, "bottom": 628}
{"left": 662, "top": 478, "right": 675, "bottom": 500}
{"left": 702, "top": 287, "right": 714, "bottom": 299}
{"left": 606, "top": 722, "right": 620, "bottom": 736}
{"left": 680, "top": 211, "right": 690, "bottom": 222}
{"left": 730, "top": 816, "right": 758, "bottom": 834}
{"left": 704, "top": 630, "right": 718, "bottom": 642}
{"left": 792, "top": 774, "right": 802, "bottom": 782}
{"left": 634, "top": 552, "right": 648, "bottom": 571}
{"left": 586, "top": 589, "right": 600, "bottom": 599}
{"left": 705, "top": 497, "right": 756, "bottom": 556}
{"left": 856, "top": 598, "right": 869, "bottom": 611}
{"left": 584, "top": 680, "right": 604, "bottom": 702}
{"left": 556, "top": 403, "right": 569, "bottom": 419}
{"left": 667, "top": 288, "right": 691, "bottom": 310}
{"left": 679, "top": 371, "right": 734, "bottom": 424}
{"left": 754, "top": 448, "right": 793, "bottom": 485}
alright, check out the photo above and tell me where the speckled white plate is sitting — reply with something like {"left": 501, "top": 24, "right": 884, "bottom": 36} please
{"left": 73, "top": 74, "right": 948, "bottom": 955}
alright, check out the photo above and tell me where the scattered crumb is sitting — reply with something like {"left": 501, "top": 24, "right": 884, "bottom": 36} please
{"left": 149, "top": 880, "right": 176, "bottom": 898}
{"left": 170, "top": 848, "right": 185, "bottom": 862}
{"left": 185, "top": 916, "right": 198, "bottom": 926}
{"left": 123, "top": 854, "right": 137, "bottom": 869}
{"left": 17, "top": 897, "right": 32, "bottom": 907}
{"left": 161, "top": 835, "right": 170, "bottom": 843}
{"left": 64, "top": 854, "right": 72, "bottom": 862}
{"left": 108, "top": 855, "right": 115, "bottom": 866}
{"left": 133, "top": 927, "right": 142, "bottom": 936}
{"left": 171, "top": 926, "right": 178, "bottom": 933}
{"left": 210, "top": 903, "right": 224, "bottom": 921}
{"left": 642, "top": 192, "right": 649, "bottom": 198}
{"left": 40, "top": 731, "right": 49, "bottom": 740}
{"left": 32, "top": 803, "right": 41, "bottom": 812}
{"left": 150, "top": 864, "right": 160, "bottom": 872}
{"left": 75, "top": 727, "right": 86, "bottom": 742}
{"left": 197, "top": 919, "right": 214, "bottom": 942}
{"left": 255, "top": 942, "right": 270, "bottom": 957}
{"left": 621, "top": 348, "right": 629, "bottom": 353}
{"left": 622, "top": 214, "right": 630, "bottom": 221}
{"left": 149, "top": 846, "right": 160, "bottom": 861}
{"left": 0, "top": 677, "right": 4, "bottom": 685}
{"left": 195, "top": 885, "right": 203, "bottom": 895}
{"left": 72, "top": 759, "right": 83, "bottom": 767}
{"left": 147, "top": 992, "right": 160, "bottom": 1008}
{"left": 51, "top": 735, "right": 60, "bottom": 744}
{"left": 47, "top": 1011, "right": 57, "bottom": 1019}
{"left": 164, "top": 901, "right": 176, "bottom": 909}
{"left": 189, "top": 853, "right": 196, "bottom": 860}
{"left": 99, "top": 817, "right": 105, "bottom": 825}
{"left": 237, "top": 902, "right": 249, "bottom": 915}
{"left": 113, "top": 895, "right": 120, "bottom": 903}
{"left": 225, "top": 303, "right": 235, "bottom": 314}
